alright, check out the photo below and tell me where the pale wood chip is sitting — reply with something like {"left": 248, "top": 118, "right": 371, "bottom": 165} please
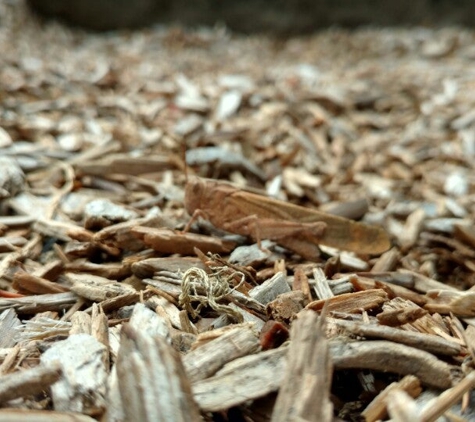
{"left": 361, "top": 375, "right": 422, "bottom": 422}
{"left": 147, "top": 296, "right": 183, "bottom": 330}
{"left": 33, "top": 219, "right": 90, "bottom": 243}
{"left": 226, "top": 303, "right": 266, "bottom": 330}
{"left": 131, "top": 257, "right": 206, "bottom": 279}
{"left": 420, "top": 371, "right": 475, "bottom": 422}
{"left": 76, "top": 155, "right": 174, "bottom": 176}
{"left": 249, "top": 272, "right": 291, "bottom": 304}
{"left": 0, "top": 309, "right": 21, "bottom": 348}
{"left": 399, "top": 269, "right": 459, "bottom": 293}
{"left": 425, "top": 290, "right": 475, "bottom": 317}
{"left": 371, "top": 247, "right": 399, "bottom": 272}
{"left": 66, "top": 273, "right": 136, "bottom": 302}
{"left": 17, "top": 317, "right": 71, "bottom": 342}
{"left": 186, "top": 146, "right": 265, "bottom": 181}
{"left": 0, "top": 292, "right": 78, "bottom": 314}
{"left": 266, "top": 290, "right": 306, "bottom": 323}
{"left": 184, "top": 325, "right": 260, "bottom": 383}
{"left": 387, "top": 389, "right": 422, "bottom": 422}
{"left": 116, "top": 323, "right": 201, "bottom": 422}
{"left": 292, "top": 267, "right": 312, "bottom": 302}
{"left": 312, "top": 267, "right": 334, "bottom": 299}
{"left": 351, "top": 274, "right": 427, "bottom": 305}
{"left": 128, "top": 302, "right": 171, "bottom": 343}
{"left": 192, "top": 347, "right": 287, "bottom": 412}
{"left": 0, "top": 345, "right": 20, "bottom": 375}
{"left": 41, "top": 334, "right": 108, "bottom": 413}
{"left": 70, "top": 311, "right": 92, "bottom": 335}
{"left": 88, "top": 291, "right": 141, "bottom": 314}
{"left": 399, "top": 208, "right": 426, "bottom": 250}
{"left": 0, "top": 157, "right": 25, "bottom": 199}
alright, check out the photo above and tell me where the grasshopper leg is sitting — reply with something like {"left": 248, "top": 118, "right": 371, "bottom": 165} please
{"left": 223, "top": 214, "right": 269, "bottom": 251}
{"left": 182, "top": 209, "right": 209, "bottom": 233}
{"left": 223, "top": 216, "right": 327, "bottom": 253}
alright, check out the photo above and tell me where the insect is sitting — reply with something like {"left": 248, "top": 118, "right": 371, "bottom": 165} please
{"left": 184, "top": 176, "right": 391, "bottom": 261}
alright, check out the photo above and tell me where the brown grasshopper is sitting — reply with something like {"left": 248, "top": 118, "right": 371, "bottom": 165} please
{"left": 184, "top": 176, "right": 390, "bottom": 260}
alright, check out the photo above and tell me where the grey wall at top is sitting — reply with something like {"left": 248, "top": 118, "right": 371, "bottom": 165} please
{"left": 27, "top": 0, "right": 475, "bottom": 33}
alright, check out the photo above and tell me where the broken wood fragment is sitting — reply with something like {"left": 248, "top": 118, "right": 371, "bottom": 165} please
{"left": 131, "top": 257, "right": 206, "bottom": 279}
{"left": 183, "top": 325, "right": 260, "bottom": 383}
{"left": 376, "top": 305, "right": 427, "bottom": 326}
{"left": 0, "top": 292, "right": 78, "bottom": 314}
{"left": 419, "top": 371, "right": 475, "bottom": 422}
{"left": 386, "top": 389, "right": 421, "bottom": 422}
{"left": 41, "top": 334, "right": 108, "bottom": 413}
{"left": 328, "top": 317, "right": 461, "bottom": 356}
{"left": 116, "top": 324, "right": 201, "bottom": 422}
{"left": 351, "top": 274, "right": 427, "bottom": 305}
{"left": 306, "top": 289, "right": 388, "bottom": 313}
{"left": 292, "top": 267, "right": 312, "bottom": 302}
{"left": 0, "top": 309, "right": 21, "bottom": 348}
{"left": 371, "top": 247, "right": 399, "bottom": 273}
{"left": 192, "top": 347, "right": 287, "bottom": 412}
{"left": 249, "top": 271, "right": 291, "bottom": 305}
{"left": 329, "top": 340, "right": 454, "bottom": 389}
{"left": 361, "top": 375, "right": 422, "bottom": 422}
{"left": 66, "top": 273, "right": 136, "bottom": 302}
{"left": 12, "top": 271, "right": 69, "bottom": 295}
{"left": 271, "top": 310, "right": 333, "bottom": 422}
{"left": 425, "top": 289, "right": 475, "bottom": 317}
{"left": 0, "top": 409, "right": 97, "bottom": 422}
{"left": 266, "top": 290, "right": 306, "bottom": 323}
{"left": 0, "top": 363, "right": 62, "bottom": 404}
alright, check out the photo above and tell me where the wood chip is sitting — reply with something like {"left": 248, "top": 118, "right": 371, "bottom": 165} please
{"left": 250, "top": 272, "right": 291, "bottom": 304}
{"left": 131, "top": 226, "right": 236, "bottom": 255}
{"left": 0, "top": 309, "right": 21, "bottom": 348}
{"left": 41, "top": 334, "right": 108, "bottom": 413}
{"left": 0, "top": 410, "right": 97, "bottom": 422}
{"left": 66, "top": 273, "right": 136, "bottom": 302}
{"left": 183, "top": 325, "right": 260, "bottom": 382}
{"left": 329, "top": 340, "right": 454, "bottom": 389}
{"left": 116, "top": 323, "right": 201, "bottom": 422}
{"left": 192, "top": 347, "right": 287, "bottom": 412}
{"left": 271, "top": 311, "right": 333, "bottom": 422}
{"left": 361, "top": 375, "right": 422, "bottom": 422}
{"left": 387, "top": 389, "right": 421, "bottom": 422}
{"left": 328, "top": 317, "right": 461, "bottom": 356}
{"left": 0, "top": 362, "right": 62, "bottom": 404}
{"left": 419, "top": 371, "right": 475, "bottom": 422}
{"left": 306, "top": 289, "right": 388, "bottom": 313}
{"left": 0, "top": 292, "right": 78, "bottom": 314}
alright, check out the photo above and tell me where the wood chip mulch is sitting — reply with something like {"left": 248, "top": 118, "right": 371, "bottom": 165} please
{"left": 1, "top": 2, "right": 475, "bottom": 421}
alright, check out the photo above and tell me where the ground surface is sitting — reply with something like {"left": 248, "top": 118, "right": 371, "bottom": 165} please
{"left": 1, "top": 1, "right": 475, "bottom": 421}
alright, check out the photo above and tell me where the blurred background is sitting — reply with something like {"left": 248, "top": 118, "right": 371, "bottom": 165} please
{"left": 26, "top": 0, "right": 475, "bottom": 33}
